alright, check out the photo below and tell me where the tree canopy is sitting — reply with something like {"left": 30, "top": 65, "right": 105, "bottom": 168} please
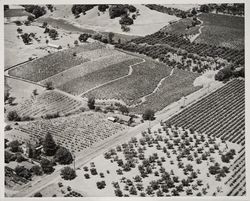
{"left": 43, "top": 133, "right": 57, "bottom": 156}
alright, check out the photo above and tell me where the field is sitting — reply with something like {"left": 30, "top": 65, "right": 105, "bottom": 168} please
{"left": 58, "top": 58, "right": 141, "bottom": 95}
{"left": 39, "top": 50, "right": 135, "bottom": 90}
{"left": 8, "top": 42, "right": 106, "bottom": 82}
{"left": 14, "top": 112, "right": 128, "bottom": 153}
{"left": 60, "top": 121, "right": 244, "bottom": 196}
{"left": 131, "top": 69, "right": 201, "bottom": 114}
{"left": 195, "top": 13, "right": 244, "bottom": 50}
{"left": 83, "top": 58, "right": 173, "bottom": 105}
{"left": 5, "top": 90, "right": 83, "bottom": 118}
{"left": 40, "top": 5, "right": 179, "bottom": 37}
{"left": 161, "top": 17, "right": 200, "bottom": 36}
{"left": 166, "top": 79, "right": 245, "bottom": 145}
{"left": 128, "top": 31, "right": 244, "bottom": 65}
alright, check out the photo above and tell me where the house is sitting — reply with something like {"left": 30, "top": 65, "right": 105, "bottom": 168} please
{"left": 115, "top": 115, "right": 133, "bottom": 125}
{"left": 6, "top": 161, "right": 36, "bottom": 172}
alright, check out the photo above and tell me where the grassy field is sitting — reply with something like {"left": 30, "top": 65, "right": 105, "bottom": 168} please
{"left": 83, "top": 59, "right": 173, "bottom": 106}
{"left": 195, "top": 13, "right": 244, "bottom": 50}
{"left": 58, "top": 58, "right": 141, "bottom": 95}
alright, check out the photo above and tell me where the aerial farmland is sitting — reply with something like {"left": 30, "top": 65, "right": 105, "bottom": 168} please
{"left": 3, "top": 3, "right": 245, "bottom": 198}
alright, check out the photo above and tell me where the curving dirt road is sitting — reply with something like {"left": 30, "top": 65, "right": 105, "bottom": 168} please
{"left": 78, "top": 58, "right": 146, "bottom": 97}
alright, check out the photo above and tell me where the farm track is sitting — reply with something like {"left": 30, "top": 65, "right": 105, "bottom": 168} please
{"left": 190, "top": 18, "right": 204, "bottom": 43}
{"left": 79, "top": 58, "right": 146, "bottom": 97}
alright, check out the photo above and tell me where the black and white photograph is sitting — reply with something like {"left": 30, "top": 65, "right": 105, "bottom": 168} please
{"left": 2, "top": 1, "right": 247, "bottom": 198}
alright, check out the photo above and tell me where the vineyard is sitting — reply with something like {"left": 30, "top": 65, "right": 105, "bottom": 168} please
{"left": 83, "top": 59, "right": 173, "bottom": 105}
{"left": 40, "top": 52, "right": 135, "bottom": 92}
{"left": 131, "top": 69, "right": 201, "bottom": 114}
{"left": 195, "top": 13, "right": 244, "bottom": 50}
{"left": 225, "top": 148, "right": 245, "bottom": 196}
{"left": 6, "top": 90, "right": 83, "bottom": 118}
{"left": 62, "top": 122, "right": 244, "bottom": 196}
{"left": 58, "top": 58, "right": 141, "bottom": 95}
{"left": 166, "top": 79, "right": 245, "bottom": 145}
{"left": 15, "top": 112, "right": 128, "bottom": 153}
{"left": 8, "top": 42, "right": 106, "bottom": 82}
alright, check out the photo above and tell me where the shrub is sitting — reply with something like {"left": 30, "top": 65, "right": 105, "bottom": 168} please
{"left": 114, "top": 188, "right": 123, "bottom": 197}
{"left": 5, "top": 125, "right": 12, "bottom": 131}
{"left": 27, "top": 15, "right": 35, "bottom": 22}
{"left": 48, "top": 29, "right": 58, "bottom": 40}
{"left": 7, "top": 110, "right": 21, "bottom": 121}
{"left": 79, "top": 33, "right": 91, "bottom": 42}
{"left": 34, "top": 192, "right": 43, "bottom": 197}
{"left": 61, "top": 166, "right": 77, "bottom": 180}
{"left": 121, "top": 25, "right": 130, "bottom": 32}
{"left": 45, "top": 81, "right": 54, "bottom": 90}
{"left": 87, "top": 97, "right": 95, "bottom": 109}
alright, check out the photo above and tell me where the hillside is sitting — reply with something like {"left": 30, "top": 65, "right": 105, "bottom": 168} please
{"left": 41, "top": 5, "right": 179, "bottom": 36}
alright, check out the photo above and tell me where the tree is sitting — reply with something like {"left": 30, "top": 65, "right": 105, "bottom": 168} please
{"left": 49, "top": 29, "right": 58, "bottom": 40}
{"left": 17, "top": 28, "right": 23, "bottom": 34}
{"left": 61, "top": 166, "right": 77, "bottom": 180}
{"left": 54, "top": 147, "right": 73, "bottom": 165}
{"left": 15, "top": 166, "right": 32, "bottom": 179}
{"left": 79, "top": 33, "right": 90, "bottom": 42}
{"left": 32, "top": 89, "right": 38, "bottom": 96}
{"left": 200, "top": 5, "right": 210, "bottom": 13}
{"left": 34, "top": 192, "right": 43, "bottom": 197}
{"left": 119, "top": 16, "right": 134, "bottom": 25}
{"left": 142, "top": 109, "right": 155, "bottom": 120}
{"left": 45, "top": 81, "right": 54, "bottom": 90}
{"left": 5, "top": 151, "right": 13, "bottom": 163}
{"left": 42, "top": 21, "right": 48, "bottom": 28}
{"left": 41, "top": 158, "right": 54, "bottom": 174}
{"left": 74, "top": 40, "right": 79, "bottom": 46}
{"left": 21, "top": 33, "right": 32, "bottom": 44}
{"left": 98, "top": 5, "right": 109, "bottom": 12}
{"left": 121, "top": 25, "right": 130, "bottom": 32}
{"left": 191, "top": 8, "right": 197, "bottom": 16}
{"left": 114, "top": 188, "right": 123, "bottom": 197}
{"left": 31, "top": 165, "right": 43, "bottom": 176}
{"left": 43, "top": 133, "right": 57, "bottom": 156}
{"left": 87, "top": 97, "right": 95, "bottom": 109}
{"left": 27, "top": 15, "right": 35, "bottom": 22}
{"left": 119, "top": 105, "right": 129, "bottom": 114}
{"left": 9, "top": 140, "right": 21, "bottom": 152}
{"left": 108, "top": 32, "right": 115, "bottom": 43}
{"left": 8, "top": 97, "right": 16, "bottom": 105}
{"left": 4, "top": 5, "right": 9, "bottom": 11}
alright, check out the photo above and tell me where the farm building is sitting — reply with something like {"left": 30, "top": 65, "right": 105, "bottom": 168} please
{"left": 47, "top": 43, "right": 62, "bottom": 50}
{"left": 4, "top": 5, "right": 34, "bottom": 23}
